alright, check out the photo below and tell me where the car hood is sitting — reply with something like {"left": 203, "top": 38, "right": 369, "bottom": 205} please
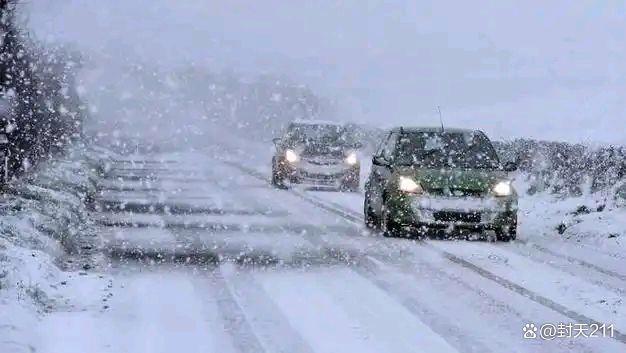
{"left": 289, "top": 142, "right": 348, "bottom": 158}
{"left": 397, "top": 167, "right": 509, "bottom": 195}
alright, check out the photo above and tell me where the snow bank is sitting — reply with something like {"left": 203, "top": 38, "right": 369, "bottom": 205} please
{"left": 517, "top": 177, "right": 625, "bottom": 255}
{"left": 0, "top": 144, "right": 101, "bottom": 353}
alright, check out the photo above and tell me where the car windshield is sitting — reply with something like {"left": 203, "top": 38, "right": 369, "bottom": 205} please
{"left": 285, "top": 124, "right": 352, "bottom": 146}
{"left": 395, "top": 131, "right": 500, "bottom": 169}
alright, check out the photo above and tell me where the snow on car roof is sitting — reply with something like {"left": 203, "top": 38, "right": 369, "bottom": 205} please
{"left": 0, "top": 97, "right": 10, "bottom": 116}
{"left": 291, "top": 119, "right": 344, "bottom": 126}
{"left": 394, "top": 126, "right": 483, "bottom": 134}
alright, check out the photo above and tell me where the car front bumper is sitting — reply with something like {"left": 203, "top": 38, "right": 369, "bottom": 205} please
{"left": 390, "top": 194, "right": 517, "bottom": 232}
{"left": 279, "top": 158, "right": 359, "bottom": 186}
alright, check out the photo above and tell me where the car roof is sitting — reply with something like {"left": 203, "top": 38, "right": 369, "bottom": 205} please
{"left": 0, "top": 97, "right": 10, "bottom": 117}
{"left": 291, "top": 119, "right": 344, "bottom": 127}
{"left": 391, "top": 126, "right": 485, "bottom": 135}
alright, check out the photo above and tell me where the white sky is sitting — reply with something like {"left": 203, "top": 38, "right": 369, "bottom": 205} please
{"left": 24, "top": 0, "right": 626, "bottom": 144}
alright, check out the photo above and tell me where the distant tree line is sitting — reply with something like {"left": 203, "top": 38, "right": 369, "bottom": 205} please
{"left": 0, "top": 0, "right": 84, "bottom": 177}
{"left": 494, "top": 139, "right": 626, "bottom": 197}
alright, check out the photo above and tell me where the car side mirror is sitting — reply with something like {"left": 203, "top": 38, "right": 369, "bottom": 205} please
{"left": 372, "top": 155, "right": 389, "bottom": 167}
{"left": 503, "top": 161, "right": 518, "bottom": 172}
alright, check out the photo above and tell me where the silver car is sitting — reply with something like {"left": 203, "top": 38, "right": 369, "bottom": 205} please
{"left": 271, "top": 120, "right": 361, "bottom": 191}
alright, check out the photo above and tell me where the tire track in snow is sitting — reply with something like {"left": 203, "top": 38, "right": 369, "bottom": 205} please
{"left": 350, "top": 260, "right": 493, "bottom": 353}
{"left": 422, "top": 241, "right": 626, "bottom": 345}
{"left": 209, "top": 268, "right": 268, "bottom": 353}
{"left": 97, "top": 160, "right": 266, "bottom": 353}
{"left": 515, "top": 239, "right": 626, "bottom": 282}
{"left": 96, "top": 160, "right": 264, "bottom": 353}
{"left": 220, "top": 269, "right": 316, "bottom": 353}
{"left": 165, "top": 220, "right": 317, "bottom": 353}
{"left": 362, "top": 253, "right": 601, "bottom": 353}
{"left": 495, "top": 243, "right": 626, "bottom": 297}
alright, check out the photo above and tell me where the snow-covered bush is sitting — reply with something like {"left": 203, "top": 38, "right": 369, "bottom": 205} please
{"left": 495, "top": 139, "right": 626, "bottom": 198}
{"left": 0, "top": 145, "right": 100, "bottom": 353}
{"left": 0, "top": 145, "right": 98, "bottom": 261}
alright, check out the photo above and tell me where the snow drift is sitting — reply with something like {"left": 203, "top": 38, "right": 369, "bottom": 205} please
{"left": 0, "top": 144, "right": 100, "bottom": 353}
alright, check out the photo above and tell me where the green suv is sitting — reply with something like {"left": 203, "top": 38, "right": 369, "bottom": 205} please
{"left": 364, "top": 127, "right": 518, "bottom": 241}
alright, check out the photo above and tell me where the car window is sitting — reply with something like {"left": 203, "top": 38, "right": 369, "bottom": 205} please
{"left": 382, "top": 132, "right": 399, "bottom": 161}
{"left": 395, "top": 131, "right": 500, "bottom": 169}
{"left": 374, "top": 132, "right": 391, "bottom": 157}
{"left": 284, "top": 124, "right": 354, "bottom": 146}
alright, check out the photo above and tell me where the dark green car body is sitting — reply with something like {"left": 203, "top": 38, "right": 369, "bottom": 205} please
{"left": 364, "top": 127, "right": 518, "bottom": 241}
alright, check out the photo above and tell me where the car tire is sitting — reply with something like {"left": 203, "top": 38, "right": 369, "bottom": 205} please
{"left": 381, "top": 202, "right": 403, "bottom": 237}
{"left": 271, "top": 161, "right": 287, "bottom": 189}
{"left": 341, "top": 170, "right": 360, "bottom": 193}
{"left": 341, "top": 181, "right": 360, "bottom": 193}
{"left": 496, "top": 224, "right": 517, "bottom": 242}
{"left": 364, "top": 197, "right": 379, "bottom": 229}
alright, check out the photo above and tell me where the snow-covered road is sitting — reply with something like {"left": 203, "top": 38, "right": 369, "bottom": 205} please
{"left": 34, "top": 132, "right": 626, "bottom": 353}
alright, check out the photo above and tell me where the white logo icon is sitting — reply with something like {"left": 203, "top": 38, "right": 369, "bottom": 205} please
{"left": 523, "top": 323, "right": 538, "bottom": 339}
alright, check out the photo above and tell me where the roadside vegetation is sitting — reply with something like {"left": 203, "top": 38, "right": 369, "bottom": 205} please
{"left": 0, "top": 0, "right": 84, "bottom": 178}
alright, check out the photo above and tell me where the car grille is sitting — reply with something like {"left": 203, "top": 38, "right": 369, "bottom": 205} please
{"left": 300, "top": 170, "right": 344, "bottom": 180}
{"left": 433, "top": 211, "right": 482, "bottom": 223}
{"left": 428, "top": 188, "right": 486, "bottom": 197}
{"left": 306, "top": 158, "right": 341, "bottom": 166}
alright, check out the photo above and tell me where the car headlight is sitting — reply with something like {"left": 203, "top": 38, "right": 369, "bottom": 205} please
{"left": 285, "top": 149, "right": 299, "bottom": 163}
{"left": 399, "top": 176, "right": 423, "bottom": 194}
{"left": 493, "top": 181, "right": 513, "bottom": 197}
{"left": 345, "top": 152, "right": 358, "bottom": 165}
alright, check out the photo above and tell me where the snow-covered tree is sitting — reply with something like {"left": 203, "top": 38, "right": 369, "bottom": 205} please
{"left": 0, "top": 0, "right": 83, "bottom": 177}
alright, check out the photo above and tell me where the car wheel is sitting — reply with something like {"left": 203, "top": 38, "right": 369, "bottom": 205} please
{"left": 381, "top": 202, "right": 402, "bottom": 237}
{"left": 271, "top": 162, "right": 287, "bottom": 189}
{"left": 496, "top": 224, "right": 517, "bottom": 242}
{"left": 340, "top": 171, "right": 360, "bottom": 193}
{"left": 351, "top": 171, "right": 361, "bottom": 192}
{"left": 364, "top": 197, "right": 379, "bottom": 229}
{"left": 341, "top": 181, "right": 360, "bottom": 193}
